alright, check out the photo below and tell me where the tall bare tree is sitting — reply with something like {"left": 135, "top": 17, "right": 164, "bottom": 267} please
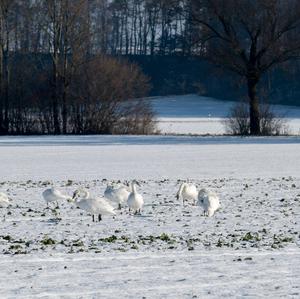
{"left": 191, "top": 0, "right": 300, "bottom": 134}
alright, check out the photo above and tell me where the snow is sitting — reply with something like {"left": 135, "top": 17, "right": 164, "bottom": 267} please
{"left": 0, "top": 135, "right": 299, "bottom": 181}
{"left": 150, "top": 94, "right": 300, "bottom": 135}
{"left": 0, "top": 134, "right": 300, "bottom": 297}
{"left": 1, "top": 95, "right": 300, "bottom": 297}
{"left": 1, "top": 250, "right": 299, "bottom": 298}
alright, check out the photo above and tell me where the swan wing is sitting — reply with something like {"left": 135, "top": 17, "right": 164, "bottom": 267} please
{"left": 93, "top": 197, "right": 116, "bottom": 215}
{"left": 52, "top": 188, "right": 71, "bottom": 200}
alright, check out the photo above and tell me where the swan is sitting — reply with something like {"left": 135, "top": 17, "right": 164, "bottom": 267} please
{"left": 0, "top": 192, "right": 11, "bottom": 208}
{"left": 104, "top": 183, "right": 131, "bottom": 209}
{"left": 71, "top": 189, "right": 116, "bottom": 222}
{"left": 176, "top": 183, "right": 198, "bottom": 205}
{"left": 42, "top": 187, "right": 71, "bottom": 208}
{"left": 127, "top": 181, "right": 144, "bottom": 214}
{"left": 197, "top": 188, "right": 220, "bottom": 217}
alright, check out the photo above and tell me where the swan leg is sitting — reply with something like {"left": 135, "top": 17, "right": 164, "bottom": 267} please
{"left": 118, "top": 203, "right": 121, "bottom": 210}
{"left": 92, "top": 215, "right": 95, "bottom": 222}
{"left": 98, "top": 214, "right": 102, "bottom": 222}
{"left": 56, "top": 201, "right": 59, "bottom": 208}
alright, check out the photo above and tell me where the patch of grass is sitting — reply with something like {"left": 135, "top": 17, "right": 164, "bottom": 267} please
{"left": 158, "top": 233, "right": 171, "bottom": 242}
{"left": 100, "top": 235, "right": 118, "bottom": 243}
{"left": 41, "top": 236, "right": 56, "bottom": 246}
{"left": 2, "top": 235, "right": 12, "bottom": 241}
{"left": 216, "top": 239, "right": 223, "bottom": 247}
{"left": 241, "top": 232, "right": 260, "bottom": 242}
{"left": 9, "top": 244, "right": 22, "bottom": 250}
{"left": 244, "top": 257, "right": 253, "bottom": 261}
{"left": 72, "top": 240, "right": 84, "bottom": 247}
{"left": 121, "top": 235, "right": 129, "bottom": 243}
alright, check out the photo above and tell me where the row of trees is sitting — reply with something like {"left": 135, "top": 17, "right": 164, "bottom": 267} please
{"left": 0, "top": 0, "right": 156, "bottom": 134}
{"left": 1, "top": 0, "right": 300, "bottom": 135}
{"left": 0, "top": 0, "right": 195, "bottom": 57}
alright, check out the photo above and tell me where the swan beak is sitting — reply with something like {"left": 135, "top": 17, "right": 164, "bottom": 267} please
{"left": 71, "top": 191, "right": 78, "bottom": 201}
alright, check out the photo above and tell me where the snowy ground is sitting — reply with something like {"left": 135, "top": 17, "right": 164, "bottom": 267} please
{"left": 1, "top": 135, "right": 300, "bottom": 181}
{"left": 0, "top": 135, "right": 300, "bottom": 298}
{"left": 150, "top": 94, "right": 300, "bottom": 135}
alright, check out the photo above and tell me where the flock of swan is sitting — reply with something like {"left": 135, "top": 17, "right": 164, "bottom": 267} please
{"left": 0, "top": 182, "right": 220, "bottom": 222}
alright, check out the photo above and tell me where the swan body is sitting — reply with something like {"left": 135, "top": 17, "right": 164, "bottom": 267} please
{"left": 197, "top": 188, "right": 220, "bottom": 217}
{"left": 176, "top": 183, "right": 198, "bottom": 205}
{"left": 72, "top": 189, "right": 116, "bottom": 222}
{"left": 104, "top": 184, "right": 130, "bottom": 209}
{"left": 127, "top": 181, "right": 144, "bottom": 214}
{"left": 42, "top": 188, "right": 71, "bottom": 208}
{"left": 0, "top": 192, "right": 11, "bottom": 208}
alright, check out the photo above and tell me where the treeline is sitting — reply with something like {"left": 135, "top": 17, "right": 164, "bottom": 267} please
{"left": 1, "top": 0, "right": 180, "bottom": 134}
{"left": 1, "top": 0, "right": 300, "bottom": 135}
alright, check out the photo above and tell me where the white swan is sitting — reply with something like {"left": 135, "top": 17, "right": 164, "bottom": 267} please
{"left": 127, "top": 181, "right": 144, "bottom": 214}
{"left": 71, "top": 189, "right": 116, "bottom": 222}
{"left": 197, "top": 188, "right": 220, "bottom": 217}
{"left": 104, "top": 183, "right": 131, "bottom": 209}
{"left": 42, "top": 187, "right": 71, "bottom": 208}
{"left": 176, "top": 183, "right": 198, "bottom": 205}
{"left": 0, "top": 192, "right": 11, "bottom": 208}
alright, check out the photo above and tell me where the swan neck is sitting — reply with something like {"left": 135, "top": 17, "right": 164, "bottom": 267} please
{"left": 178, "top": 183, "right": 186, "bottom": 197}
{"left": 132, "top": 183, "right": 137, "bottom": 194}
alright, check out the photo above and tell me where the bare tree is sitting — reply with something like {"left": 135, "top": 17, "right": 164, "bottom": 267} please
{"left": 191, "top": 0, "right": 300, "bottom": 135}
{"left": 70, "top": 55, "right": 152, "bottom": 134}
{"left": 0, "top": 0, "right": 15, "bottom": 134}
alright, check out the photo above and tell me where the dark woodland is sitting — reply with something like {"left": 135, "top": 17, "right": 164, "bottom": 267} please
{"left": 1, "top": 0, "right": 300, "bottom": 135}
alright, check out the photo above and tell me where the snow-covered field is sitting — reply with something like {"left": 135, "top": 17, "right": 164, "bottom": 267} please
{"left": 151, "top": 94, "right": 300, "bottom": 135}
{"left": 0, "top": 135, "right": 300, "bottom": 298}
{"left": 0, "top": 93, "right": 300, "bottom": 298}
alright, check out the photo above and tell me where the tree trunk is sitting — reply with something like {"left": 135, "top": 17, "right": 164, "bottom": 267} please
{"left": 247, "top": 77, "right": 260, "bottom": 135}
{"left": 62, "top": 88, "right": 67, "bottom": 134}
{"left": 0, "top": 46, "right": 3, "bottom": 134}
{"left": 52, "top": 65, "right": 60, "bottom": 135}
{"left": 3, "top": 48, "right": 9, "bottom": 133}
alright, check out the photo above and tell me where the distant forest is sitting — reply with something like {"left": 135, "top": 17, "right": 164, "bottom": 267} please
{"left": 1, "top": 0, "right": 300, "bottom": 134}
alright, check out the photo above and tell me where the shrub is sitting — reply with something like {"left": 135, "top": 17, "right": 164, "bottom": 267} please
{"left": 224, "top": 100, "right": 289, "bottom": 136}
{"left": 70, "top": 55, "right": 156, "bottom": 134}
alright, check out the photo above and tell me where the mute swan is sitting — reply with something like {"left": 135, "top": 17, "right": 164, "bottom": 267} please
{"left": 71, "top": 189, "right": 116, "bottom": 222}
{"left": 127, "top": 181, "right": 144, "bottom": 214}
{"left": 176, "top": 183, "right": 198, "bottom": 205}
{"left": 197, "top": 188, "right": 220, "bottom": 217}
{"left": 104, "top": 183, "right": 131, "bottom": 209}
{"left": 0, "top": 192, "right": 11, "bottom": 208}
{"left": 42, "top": 188, "right": 71, "bottom": 208}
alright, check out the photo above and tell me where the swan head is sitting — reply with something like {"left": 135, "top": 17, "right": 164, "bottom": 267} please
{"left": 131, "top": 180, "right": 140, "bottom": 187}
{"left": 198, "top": 188, "right": 209, "bottom": 197}
{"left": 71, "top": 189, "right": 89, "bottom": 201}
